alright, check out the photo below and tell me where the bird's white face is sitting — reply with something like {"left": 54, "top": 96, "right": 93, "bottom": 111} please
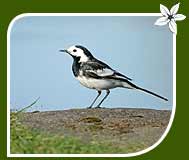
{"left": 66, "top": 46, "right": 89, "bottom": 62}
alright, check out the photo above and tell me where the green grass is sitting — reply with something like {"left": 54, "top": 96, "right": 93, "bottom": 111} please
{"left": 11, "top": 112, "right": 132, "bottom": 154}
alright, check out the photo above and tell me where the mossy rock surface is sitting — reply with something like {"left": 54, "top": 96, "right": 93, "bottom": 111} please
{"left": 79, "top": 116, "right": 102, "bottom": 123}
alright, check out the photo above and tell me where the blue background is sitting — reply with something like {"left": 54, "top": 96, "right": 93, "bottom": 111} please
{"left": 10, "top": 16, "right": 173, "bottom": 111}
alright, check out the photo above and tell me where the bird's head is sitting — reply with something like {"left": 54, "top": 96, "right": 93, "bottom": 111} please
{"left": 60, "top": 45, "right": 94, "bottom": 62}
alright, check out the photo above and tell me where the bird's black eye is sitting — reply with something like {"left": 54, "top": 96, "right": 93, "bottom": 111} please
{"left": 73, "top": 49, "right": 77, "bottom": 52}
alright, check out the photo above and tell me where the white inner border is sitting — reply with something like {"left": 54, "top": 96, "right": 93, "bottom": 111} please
{"left": 7, "top": 13, "right": 176, "bottom": 158}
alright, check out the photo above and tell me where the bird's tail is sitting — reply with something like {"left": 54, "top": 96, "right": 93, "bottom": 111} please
{"left": 135, "top": 86, "right": 168, "bottom": 101}
{"left": 116, "top": 77, "right": 168, "bottom": 101}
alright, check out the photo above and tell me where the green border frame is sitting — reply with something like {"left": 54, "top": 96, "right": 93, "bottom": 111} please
{"left": 1, "top": 0, "right": 189, "bottom": 159}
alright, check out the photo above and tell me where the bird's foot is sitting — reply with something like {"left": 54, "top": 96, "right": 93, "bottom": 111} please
{"left": 87, "top": 106, "right": 92, "bottom": 109}
{"left": 94, "top": 106, "right": 101, "bottom": 109}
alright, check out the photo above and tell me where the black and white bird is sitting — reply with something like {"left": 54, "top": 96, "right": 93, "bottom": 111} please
{"left": 60, "top": 45, "right": 168, "bottom": 108}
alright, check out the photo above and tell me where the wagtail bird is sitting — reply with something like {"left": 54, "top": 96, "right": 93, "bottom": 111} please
{"left": 60, "top": 45, "right": 168, "bottom": 108}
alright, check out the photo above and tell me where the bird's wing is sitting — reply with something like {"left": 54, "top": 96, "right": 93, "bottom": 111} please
{"left": 91, "top": 68, "right": 115, "bottom": 77}
{"left": 113, "top": 71, "right": 132, "bottom": 81}
{"left": 81, "top": 61, "right": 114, "bottom": 77}
{"left": 81, "top": 60, "right": 132, "bottom": 81}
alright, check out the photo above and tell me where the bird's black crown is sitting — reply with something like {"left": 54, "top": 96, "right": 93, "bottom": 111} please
{"left": 75, "top": 45, "right": 94, "bottom": 59}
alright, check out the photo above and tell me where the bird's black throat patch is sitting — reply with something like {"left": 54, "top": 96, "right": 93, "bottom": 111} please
{"left": 72, "top": 56, "right": 81, "bottom": 77}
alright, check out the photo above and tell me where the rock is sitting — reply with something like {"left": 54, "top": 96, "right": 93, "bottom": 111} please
{"left": 20, "top": 108, "right": 171, "bottom": 152}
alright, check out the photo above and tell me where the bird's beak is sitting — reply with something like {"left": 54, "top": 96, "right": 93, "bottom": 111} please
{"left": 59, "top": 49, "right": 69, "bottom": 54}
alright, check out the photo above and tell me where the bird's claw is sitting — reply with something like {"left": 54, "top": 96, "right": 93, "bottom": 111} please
{"left": 94, "top": 106, "right": 101, "bottom": 109}
{"left": 87, "top": 106, "right": 92, "bottom": 109}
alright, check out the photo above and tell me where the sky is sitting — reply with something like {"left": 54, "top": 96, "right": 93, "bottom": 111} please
{"left": 10, "top": 16, "right": 173, "bottom": 111}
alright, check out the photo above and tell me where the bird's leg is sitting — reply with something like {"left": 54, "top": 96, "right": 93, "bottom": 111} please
{"left": 87, "top": 91, "right": 101, "bottom": 109}
{"left": 95, "top": 90, "right": 110, "bottom": 108}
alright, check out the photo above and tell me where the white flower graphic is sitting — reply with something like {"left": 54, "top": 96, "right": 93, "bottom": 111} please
{"left": 155, "top": 3, "right": 186, "bottom": 34}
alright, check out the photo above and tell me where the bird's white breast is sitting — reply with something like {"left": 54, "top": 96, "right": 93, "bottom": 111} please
{"left": 76, "top": 76, "right": 123, "bottom": 90}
